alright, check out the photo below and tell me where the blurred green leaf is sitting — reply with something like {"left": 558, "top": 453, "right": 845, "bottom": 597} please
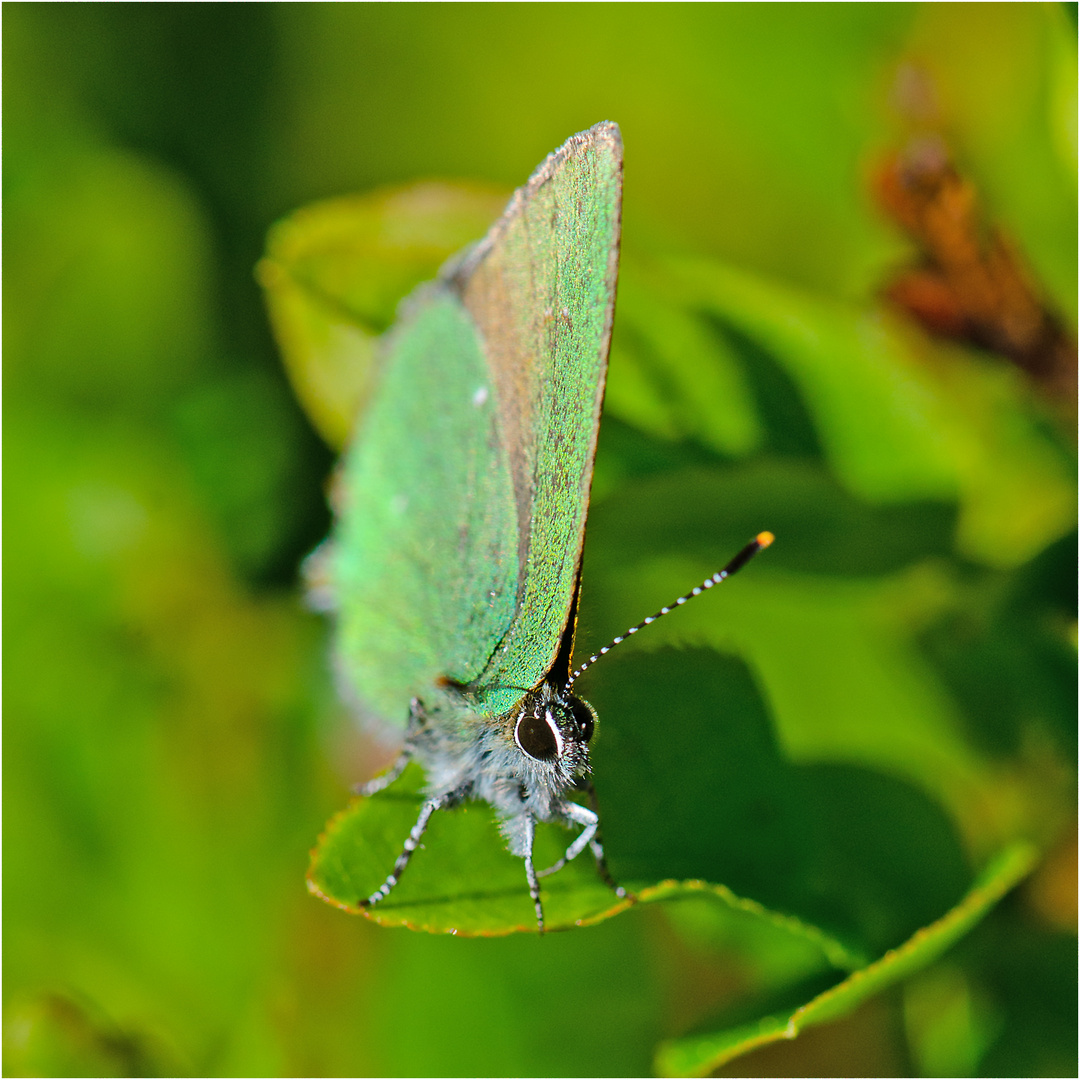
{"left": 654, "top": 841, "right": 1037, "bottom": 1077}
{"left": 662, "top": 255, "right": 1075, "bottom": 568}
{"left": 903, "top": 963, "right": 1001, "bottom": 1078}
{"left": 2, "top": 993, "right": 176, "bottom": 1078}
{"left": 171, "top": 368, "right": 328, "bottom": 581}
{"left": 5, "top": 147, "right": 213, "bottom": 413}
{"left": 972, "top": 911, "right": 1080, "bottom": 1076}
{"left": 8, "top": 5, "right": 1074, "bottom": 1076}
{"left": 259, "top": 183, "right": 507, "bottom": 448}
{"left": 606, "top": 272, "right": 765, "bottom": 458}
{"left": 918, "top": 530, "right": 1079, "bottom": 763}
{"left": 585, "top": 457, "right": 957, "bottom": 577}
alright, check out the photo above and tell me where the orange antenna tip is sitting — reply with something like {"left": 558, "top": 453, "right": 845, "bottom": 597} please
{"left": 756, "top": 531, "right": 775, "bottom": 548}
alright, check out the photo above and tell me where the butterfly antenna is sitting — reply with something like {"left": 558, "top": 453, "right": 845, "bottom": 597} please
{"left": 566, "top": 532, "right": 774, "bottom": 689}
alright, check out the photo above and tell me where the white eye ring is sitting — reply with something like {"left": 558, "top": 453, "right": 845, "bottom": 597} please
{"left": 544, "top": 711, "right": 565, "bottom": 759}
{"left": 513, "top": 710, "right": 564, "bottom": 761}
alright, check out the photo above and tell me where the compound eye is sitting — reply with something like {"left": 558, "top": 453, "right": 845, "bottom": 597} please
{"left": 569, "top": 697, "right": 595, "bottom": 743}
{"left": 515, "top": 711, "right": 560, "bottom": 761}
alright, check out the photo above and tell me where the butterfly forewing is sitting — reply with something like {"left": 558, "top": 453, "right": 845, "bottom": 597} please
{"left": 453, "top": 122, "right": 623, "bottom": 713}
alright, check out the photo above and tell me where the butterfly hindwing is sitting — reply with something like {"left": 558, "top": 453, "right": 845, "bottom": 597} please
{"left": 332, "top": 288, "right": 520, "bottom": 725}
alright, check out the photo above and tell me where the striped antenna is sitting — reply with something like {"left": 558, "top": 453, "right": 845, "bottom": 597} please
{"left": 565, "top": 532, "right": 774, "bottom": 689}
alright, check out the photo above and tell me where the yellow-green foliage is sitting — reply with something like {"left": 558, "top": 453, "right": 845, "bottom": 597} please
{"left": 5, "top": 5, "right": 1075, "bottom": 1076}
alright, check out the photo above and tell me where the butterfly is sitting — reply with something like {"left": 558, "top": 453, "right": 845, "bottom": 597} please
{"left": 315, "top": 121, "right": 770, "bottom": 931}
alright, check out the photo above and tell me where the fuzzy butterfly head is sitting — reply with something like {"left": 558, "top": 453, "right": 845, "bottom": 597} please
{"left": 442, "top": 677, "right": 596, "bottom": 829}
{"left": 511, "top": 681, "right": 595, "bottom": 780}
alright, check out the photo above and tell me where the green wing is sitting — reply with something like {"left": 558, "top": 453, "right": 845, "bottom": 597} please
{"left": 454, "top": 122, "right": 623, "bottom": 714}
{"left": 331, "top": 122, "right": 622, "bottom": 726}
{"left": 331, "top": 289, "right": 520, "bottom": 726}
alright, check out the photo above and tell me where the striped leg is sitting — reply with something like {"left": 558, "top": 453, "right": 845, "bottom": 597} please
{"left": 521, "top": 814, "right": 546, "bottom": 933}
{"left": 358, "top": 781, "right": 464, "bottom": 910}
{"left": 354, "top": 750, "right": 411, "bottom": 798}
{"left": 536, "top": 799, "right": 597, "bottom": 879}
{"left": 580, "top": 780, "right": 630, "bottom": 900}
{"left": 538, "top": 787, "right": 628, "bottom": 900}
{"left": 588, "top": 834, "right": 627, "bottom": 900}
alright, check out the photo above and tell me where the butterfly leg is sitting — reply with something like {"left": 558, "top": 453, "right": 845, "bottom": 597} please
{"left": 538, "top": 789, "right": 629, "bottom": 901}
{"left": 521, "top": 814, "right": 546, "bottom": 933}
{"left": 537, "top": 800, "right": 597, "bottom": 878}
{"left": 580, "top": 780, "right": 631, "bottom": 900}
{"left": 353, "top": 699, "right": 423, "bottom": 796}
{"left": 358, "top": 781, "right": 465, "bottom": 910}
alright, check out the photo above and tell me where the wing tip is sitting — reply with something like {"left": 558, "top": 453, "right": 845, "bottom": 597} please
{"left": 534, "top": 120, "right": 623, "bottom": 184}
{"left": 445, "top": 121, "right": 623, "bottom": 290}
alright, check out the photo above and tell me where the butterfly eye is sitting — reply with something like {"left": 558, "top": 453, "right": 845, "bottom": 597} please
{"left": 514, "top": 711, "right": 561, "bottom": 761}
{"left": 569, "top": 697, "right": 595, "bottom": 743}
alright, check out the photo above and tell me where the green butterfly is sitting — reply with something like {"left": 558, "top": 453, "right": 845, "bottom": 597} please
{"left": 313, "top": 121, "right": 769, "bottom": 930}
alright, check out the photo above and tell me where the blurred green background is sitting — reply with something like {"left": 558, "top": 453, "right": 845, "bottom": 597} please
{"left": 5, "top": 4, "right": 1076, "bottom": 1077}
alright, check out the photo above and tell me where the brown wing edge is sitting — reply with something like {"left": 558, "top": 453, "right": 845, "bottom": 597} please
{"left": 445, "top": 121, "right": 624, "bottom": 290}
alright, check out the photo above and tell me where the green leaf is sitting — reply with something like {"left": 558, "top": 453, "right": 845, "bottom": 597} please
{"left": 579, "top": 467, "right": 1012, "bottom": 856}
{"left": 661, "top": 255, "right": 1074, "bottom": 568}
{"left": 307, "top": 762, "right": 865, "bottom": 971}
{"left": 258, "top": 183, "right": 507, "bottom": 448}
{"left": 606, "top": 269, "right": 764, "bottom": 459}
{"left": 307, "top": 763, "right": 620, "bottom": 935}
{"left": 586, "top": 457, "right": 958, "bottom": 578}
{"left": 653, "top": 841, "right": 1038, "bottom": 1077}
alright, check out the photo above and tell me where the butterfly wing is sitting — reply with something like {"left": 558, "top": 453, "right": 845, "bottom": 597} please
{"left": 331, "top": 287, "right": 521, "bottom": 725}
{"left": 330, "top": 123, "right": 622, "bottom": 727}
{"left": 452, "top": 122, "right": 623, "bottom": 714}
